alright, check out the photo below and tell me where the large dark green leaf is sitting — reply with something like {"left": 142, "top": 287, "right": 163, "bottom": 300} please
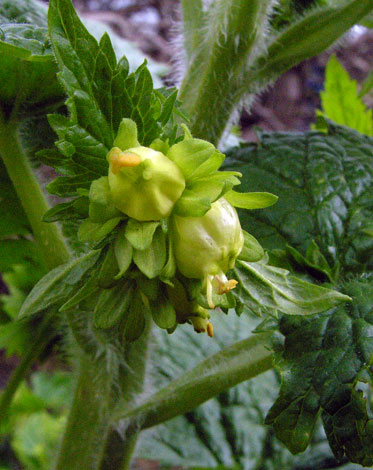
{"left": 266, "top": 279, "right": 373, "bottom": 466}
{"left": 0, "top": 1, "right": 63, "bottom": 117}
{"left": 138, "top": 314, "right": 362, "bottom": 469}
{"left": 225, "top": 122, "right": 373, "bottom": 277}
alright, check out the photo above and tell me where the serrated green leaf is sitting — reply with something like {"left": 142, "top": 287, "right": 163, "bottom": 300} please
{"left": 224, "top": 190, "right": 278, "bottom": 209}
{"left": 318, "top": 55, "right": 373, "bottom": 136}
{"left": 224, "top": 123, "right": 373, "bottom": 276}
{"left": 124, "top": 220, "right": 160, "bottom": 251}
{"left": 47, "top": 171, "right": 97, "bottom": 197}
{"left": 266, "top": 279, "right": 373, "bottom": 466}
{"left": 233, "top": 257, "right": 350, "bottom": 316}
{"left": 133, "top": 227, "right": 166, "bottom": 279}
{"left": 42, "top": 198, "right": 88, "bottom": 223}
{"left": 46, "top": 0, "right": 182, "bottom": 207}
{"left": 18, "top": 251, "right": 100, "bottom": 319}
{"left": 94, "top": 281, "right": 133, "bottom": 329}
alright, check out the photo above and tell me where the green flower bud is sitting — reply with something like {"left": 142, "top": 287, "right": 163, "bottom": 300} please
{"left": 171, "top": 198, "right": 244, "bottom": 309}
{"left": 107, "top": 146, "right": 186, "bottom": 221}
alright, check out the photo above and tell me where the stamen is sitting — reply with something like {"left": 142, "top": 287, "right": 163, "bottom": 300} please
{"left": 214, "top": 274, "right": 238, "bottom": 294}
{"left": 206, "top": 275, "right": 215, "bottom": 309}
{"left": 207, "top": 322, "right": 214, "bottom": 338}
{"left": 109, "top": 149, "right": 141, "bottom": 174}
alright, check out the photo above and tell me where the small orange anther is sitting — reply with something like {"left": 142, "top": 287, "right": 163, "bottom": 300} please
{"left": 110, "top": 150, "right": 141, "bottom": 174}
{"left": 207, "top": 322, "right": 214, "bottom": 338}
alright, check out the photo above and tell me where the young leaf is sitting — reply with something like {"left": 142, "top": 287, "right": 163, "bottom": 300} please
{"left": 252, "top": 0, "right": 373, "bottom": 88}
{"left": 233, "top": 258, "right": 350, "bottom": 316}
{"left": 18, "top": 251, "right": 100, "bottom": 319}
{"left": 266, "top": 279, "right": 373, "bottom": 466}
{"left": 317, "top": 55, "right": 373, "bottom": 136}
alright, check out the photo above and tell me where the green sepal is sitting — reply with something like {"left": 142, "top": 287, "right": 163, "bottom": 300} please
{"left": 173, "top": 172, "right": 241, "bottom": 217}
{"left": 139, "top": 279, "right": 159, "bottom": 302}
{"left": 78, "top": 217, "right": 122, "bottom": 244}
{"left": 88, "top": 177, "right": 121, "bottom": 223}
{"left": 97, "top": 245, "right": 119, "bottom": 288}
{"left": 238, "top": 231, "right": 264, "bottom": 262}
{"left": 150, "top": 288, "right": 177, "bottom": 329}
{"left": 224, "top": 190, "right": 278, "bottom": 209}
{"left": 124, "top": 219, "right": 160, "bottom": 251}
{"left": 172, "top": 191, "right": 211, "bottom": 217}
{"left": 133, "top": 227, "right": 167, "bottom": 279}
{"left": 122, "top": 291, "right": 146, "bottom": 342}
{"left": 94, "top": 281, "right": 134, "bottom": 329}
{"left": 114, "top": 227, "right": 133, "bottom": 279}
{"left": 160, "top": 238, "right": 176, "bottom": 279}
{"left": 113, "top": 118, "right": 140, "bottom": 150}
{"left": 150, "top": 138, "right": 170, "bottom": 155}
{"left": 167, "top": 138, "right": 217, "bottom": 180}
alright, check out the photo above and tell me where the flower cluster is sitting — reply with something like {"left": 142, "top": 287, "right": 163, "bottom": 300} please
{"left": 80, "top": 119, "right": 275, "bottom": 337}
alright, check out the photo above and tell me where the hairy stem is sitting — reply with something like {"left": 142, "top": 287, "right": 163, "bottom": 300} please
{"left": 98, "top": 318, "right": 153, "bottom": 470}
{"left": 0, "top": 112, "right": 70, "bottom": 422}
{"left": 119, "top": 332, "right": 274, "bottom": 431}
{"left": 54, "top": 355, "right": 112, "bottom": 470}
{"left": 181, "top": 0, "right": 205, "bottom": 62}
{"left": 178, "top": 0, "right": 274, "bottom": 145}
{"left": 0, "top": 313, "right": 55, "bottom": 423}
{"left": 0, "top": 113, "right": 70, "bottom": 270}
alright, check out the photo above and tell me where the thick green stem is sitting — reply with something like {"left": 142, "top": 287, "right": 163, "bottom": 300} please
{"left": 0, "top": 313, "right": 55, "bottom": 422}
{"left": 98, "top": 318, "right": 152, "bottom": 470}
{"left": 178, "top": 0, "right": 274, "bottom": 145}
{"left": 0, "top": 112, "right": 70, "bottom": 421}
{"left": 0, "top": 114, "right": 70, "bottom": 270}
{"left": 181, "top": 0, "right": 205, "bottom": 61}
{"left": 119, "top": 332, "right": 274, "bottom": 432}
{"left": 54, "top": 355, "right": 112, "bottom": 470}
